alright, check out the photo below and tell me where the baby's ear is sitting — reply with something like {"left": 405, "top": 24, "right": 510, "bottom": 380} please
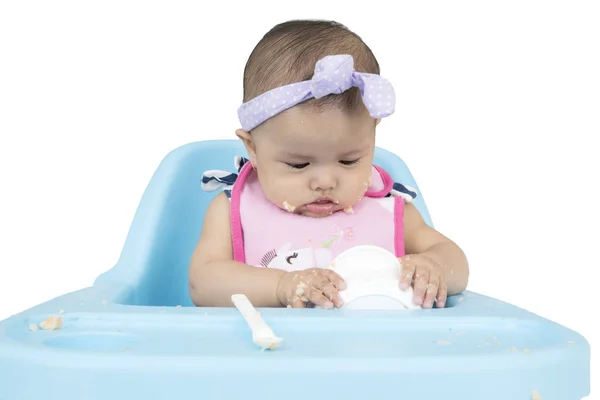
{"left": 235, "top": 128, "right": 256, "bottom": 159}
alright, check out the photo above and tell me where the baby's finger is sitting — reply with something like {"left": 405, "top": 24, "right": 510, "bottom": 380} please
{"left": 286, "top": 279, "right": 313, "bottom": 308}
{"left": 307, "top": 287, "right": 334, "bottom": 309}
{"left": 321, "top": 269, "right": 347, "bottom": 290}
{"left": 436, "top": 279, "right": 448, "bottom": 308}
{"left": 310, "top": 273, "right": 344, "bottom": 308}
{"left": 307, "top": 272, "right": 333, "bottom": 291}
{"left": 412, "top": 270, "right": 430, "bottom": 306}
{"left": 399, "top": 256, "right": 415, "bottom": 289}
{"left": 289, "top": 297, "right": 308, "bottom": 308}
{"left": 423, "top": 275, "right": 439, "bottom": 309}
{"left": 320, "top": 281, "right": 344, "bottom": 308}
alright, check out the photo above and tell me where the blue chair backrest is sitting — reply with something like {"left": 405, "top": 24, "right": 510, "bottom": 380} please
{"left": 95, "top": 140, "right": 433, "bottom": 307}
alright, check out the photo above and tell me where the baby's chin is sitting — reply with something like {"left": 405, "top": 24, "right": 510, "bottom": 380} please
{"left": 298, "top": 210, "right": 336, "bottom": 218}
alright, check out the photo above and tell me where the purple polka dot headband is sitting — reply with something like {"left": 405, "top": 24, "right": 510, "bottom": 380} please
{"left": 237, "top": 54, "right": 396, "bottom": 131}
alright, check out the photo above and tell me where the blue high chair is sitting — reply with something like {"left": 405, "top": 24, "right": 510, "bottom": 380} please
{"left": 0, "top": 140, "right": 590, "bottom": 399}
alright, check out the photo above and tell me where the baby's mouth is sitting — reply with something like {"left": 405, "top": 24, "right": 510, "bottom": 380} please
{"left": 303, "top": 197, "right": 340, "bottom": 215}
{"left": 312, "top": 196, "right": 339, "bottom": 205}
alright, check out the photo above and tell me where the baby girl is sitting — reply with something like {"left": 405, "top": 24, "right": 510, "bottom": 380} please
{"left": 189, "top": 19, "right": 469, "bottom": 309}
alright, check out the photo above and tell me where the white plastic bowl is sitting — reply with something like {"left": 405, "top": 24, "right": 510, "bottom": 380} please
{"left": 330, "top": 245, "right": 421, "bottom": 310}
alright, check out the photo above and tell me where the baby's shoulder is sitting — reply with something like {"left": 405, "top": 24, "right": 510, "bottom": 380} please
{"left": 200, "top": 191, "right": 232, "bottom": 241}
{"left": 210, "top": 190, "right": 231, "bottom": 206}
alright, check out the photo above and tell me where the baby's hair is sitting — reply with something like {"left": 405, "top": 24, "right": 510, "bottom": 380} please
{"left": 242, "top": 19, "right": 380, "bottom": 113}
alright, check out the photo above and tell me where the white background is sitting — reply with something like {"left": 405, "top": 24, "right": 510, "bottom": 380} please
{"left": 1, "top": 0, "right": 598, "bottom": 396}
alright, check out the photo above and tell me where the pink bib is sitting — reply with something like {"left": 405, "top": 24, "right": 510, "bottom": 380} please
{"left": 225, "top": 161, "right": 407, "bottom": 272}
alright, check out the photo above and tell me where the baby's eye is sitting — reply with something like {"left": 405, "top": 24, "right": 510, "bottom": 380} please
{"left": 339, "top": 158, "right": 360, "bottom": 166}
{"left": 286, "top": 162, "right": 310, "bottom": 169}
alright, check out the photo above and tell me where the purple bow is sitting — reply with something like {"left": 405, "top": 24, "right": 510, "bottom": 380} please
{"left": 237, "top": 54, "right": 395, "bottom": 131}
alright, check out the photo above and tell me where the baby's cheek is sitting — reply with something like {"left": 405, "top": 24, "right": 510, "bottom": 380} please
{"left": 352, "top": 175, "right": 371, "bottom": 203}
{"left": 284, "top": 189, "right": 305, "bottom": 209}
{"left": 265, "top": 182, "right": 302, "bottom": 211}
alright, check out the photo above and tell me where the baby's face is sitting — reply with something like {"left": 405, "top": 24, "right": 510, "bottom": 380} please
{"left": 243, "top": 106, "right": 377, "bottom": 218}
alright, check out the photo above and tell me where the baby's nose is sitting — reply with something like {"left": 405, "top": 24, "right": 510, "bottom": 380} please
{"left": 310, "top": 169, "right": 337, "bottom": 191}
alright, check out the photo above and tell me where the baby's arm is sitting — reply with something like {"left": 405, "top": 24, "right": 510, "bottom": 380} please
{"left": 402, "top": 203, "right": 469, "bottom": 303}
{"left": 189, "top": 192, "right": 346, "bottom": 309}
{"left": 188, "top": 192, "right": 286, "bottom": 307}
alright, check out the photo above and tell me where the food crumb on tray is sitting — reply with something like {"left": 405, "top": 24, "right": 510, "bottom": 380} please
{"left": 39, "top": 316, "right": 63, "bottom": 330}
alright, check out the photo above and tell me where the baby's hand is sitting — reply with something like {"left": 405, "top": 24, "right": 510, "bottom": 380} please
{"left": 276, "top": 268, "right": 346, "bottom": 309}
{"left": 398, "top": 254, "right": 447, "bottom": 309}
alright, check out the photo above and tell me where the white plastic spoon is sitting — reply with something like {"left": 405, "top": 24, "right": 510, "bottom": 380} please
{"left": 231, "top": 294, "right": 283, "bottom": 350}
